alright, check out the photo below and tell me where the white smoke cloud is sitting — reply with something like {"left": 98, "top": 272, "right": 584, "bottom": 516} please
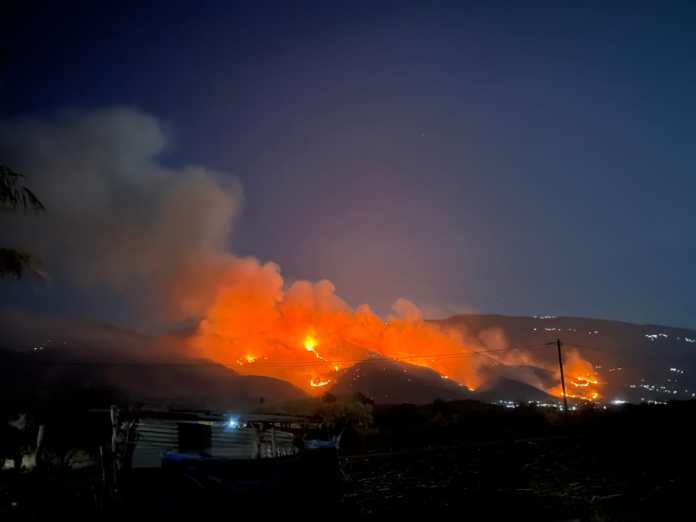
{"left": 0, "top": 108, "right": 242, "bottom": 321}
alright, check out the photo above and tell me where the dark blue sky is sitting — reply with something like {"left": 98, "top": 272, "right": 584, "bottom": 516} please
{"left": 3, "top": 1, "right": 696, "bottom": 328}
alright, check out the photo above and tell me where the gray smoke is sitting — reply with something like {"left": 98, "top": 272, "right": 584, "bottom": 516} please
{"left": 1, "top": 108, "right": 242, "bottom": 323}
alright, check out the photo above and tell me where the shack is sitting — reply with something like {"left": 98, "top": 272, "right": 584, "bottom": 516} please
{"left": 125, "top": 410, "right": 304, "bottom": 468}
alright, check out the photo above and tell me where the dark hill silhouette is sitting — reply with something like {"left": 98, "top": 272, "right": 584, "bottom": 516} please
{"left": 434, "top": 314, "right": 696, "bottom": 402}
{"left": 3, "top": 309, "right": 696, "bottom": 406}
{"left": 0, "top": 309, "right": 305, "bottom": 411}
{"left": 474, "top": 377, "right": 555, "bottom": 403}
{"left": 330, "top": 358, "right": 471, "bottom": 404}
{"left": 0, "top": 347, "right": 305, "bottom": 412}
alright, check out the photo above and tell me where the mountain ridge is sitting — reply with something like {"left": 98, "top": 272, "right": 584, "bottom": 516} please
{"left": 3, "top": 309, "right": 696, "bottom": 405}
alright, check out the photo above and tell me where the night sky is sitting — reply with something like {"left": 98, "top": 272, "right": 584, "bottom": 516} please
{"left": 3, "top": 1, "right": 696, "bottom": 329}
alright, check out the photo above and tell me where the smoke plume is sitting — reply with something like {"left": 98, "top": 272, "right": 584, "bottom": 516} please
{"left": 1, "top": 108, "right": 241, "bottom": 320}
{"left": 0, "top": 108, "right": 600, "bottom": 397}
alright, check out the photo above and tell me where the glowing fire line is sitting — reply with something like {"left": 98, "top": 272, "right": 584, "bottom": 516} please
{"left": 193, "top": 279, "right": 602, "bottom": 399}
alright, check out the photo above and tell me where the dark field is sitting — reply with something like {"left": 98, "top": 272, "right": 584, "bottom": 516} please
{"left": 2, "top": 401, "right": 695, "bottom": 521}
{"left": 339, "top": 402, "right": 695, "bottom": 520}
{"left": 342, "top": 434, "right": 692, "bottom": 520}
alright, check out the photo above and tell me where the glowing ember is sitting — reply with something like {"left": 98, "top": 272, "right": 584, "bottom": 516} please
{"left": 303, "top": 334, "right": 325, "bottom": 360}
{"left": 571, "top": 375, "right": 599, "bottom": 388}
{"left": 236, "top": 354, "right": 257, "bottom": 365}
{"left": 304, "top": 335, "right": 318, "bottom": 352}
{"left": 310, "top": 377, "right": 331, "bottom": 388}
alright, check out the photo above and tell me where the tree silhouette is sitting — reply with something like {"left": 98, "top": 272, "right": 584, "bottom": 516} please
{"left": 0, "top": 165, "right": 45, "bottom": 278}
{"left": 0, "top": 50, "right": 46, "bottom": 279}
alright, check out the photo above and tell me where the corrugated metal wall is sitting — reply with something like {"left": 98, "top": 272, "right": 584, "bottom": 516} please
{"left": 132, "top": 418, "right": 179, "bottom": 468}
{"left": 131, "top": 418, "right": 297, "bottom": 468}
{"left": 211, "top": 425, "right": 257, "bottom": 459}
{"left": 258, "top": 429, "right": 296, "bottom": 458}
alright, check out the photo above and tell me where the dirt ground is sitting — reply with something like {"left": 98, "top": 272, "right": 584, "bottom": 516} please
{"left": 340, "top": 434, "right": 694, "bottom": 521}
{"left": 2, "top": 404, "right": 695, "bottom": 520}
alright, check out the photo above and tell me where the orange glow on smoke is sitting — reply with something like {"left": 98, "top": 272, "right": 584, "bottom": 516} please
{"left": 188, "top": 257, "right": 601, "bottom": 399}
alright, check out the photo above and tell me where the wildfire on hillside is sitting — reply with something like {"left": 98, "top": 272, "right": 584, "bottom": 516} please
{"left": 548, "top": 350, "right": 602, "bottom": 401}
{"left": 189, "top": 257, "right": 601, "bottom": 400}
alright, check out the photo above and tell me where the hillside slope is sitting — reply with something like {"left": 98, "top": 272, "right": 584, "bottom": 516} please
{"left": 434, "top": 314, "right": 696, "bottom": 402}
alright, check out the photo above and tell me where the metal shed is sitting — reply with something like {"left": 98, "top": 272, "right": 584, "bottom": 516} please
{"left": 125, "top": 411, "right": 301, "bottom": 468}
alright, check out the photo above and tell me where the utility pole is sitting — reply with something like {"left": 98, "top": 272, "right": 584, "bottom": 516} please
{"left": 556, "top": 338, "right": 569, "bottom": 413}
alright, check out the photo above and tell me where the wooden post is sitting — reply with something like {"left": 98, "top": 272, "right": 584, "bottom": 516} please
{"left": 109, "top": 405, "right": 120, "bottom": 487}
{"left": 556, "top": 338, "right": 569, "bottom": 414}
{"left": 271, "top": 425, "right": 277, "bottom": 457}
{"left": 254, "top": 423, "right": 262, "bottom": 459}
{"left": 110, "top": 405, "right": 119, "bottom": 453}
{"left": 35, "top": 424, "right": 46, "bottom": 469}
{"left": 98, "top": 445, "right": 109, "bottom": 508}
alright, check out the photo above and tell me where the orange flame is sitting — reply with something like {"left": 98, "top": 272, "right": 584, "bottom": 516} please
{"left": 309, "top": 377, "right": 332, "bottom": 388}
{"left": 549, "top": 350, "right": 602, "bottom": 401}
{"left": 188, "top": 257, "right": 601, "bottom": 398}
{"left": 304, "top": 335, "right": 318, "bottom": 352}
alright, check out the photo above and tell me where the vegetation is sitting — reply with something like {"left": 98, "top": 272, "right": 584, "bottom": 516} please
{"left": 257, "top": 392, "right": 375, "bottom": 431}
{"left": 1, "top": 49, "right": 45, "bottom": 279}
{"left": 0, "top": 165, "right": 45, "bottom": 278}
